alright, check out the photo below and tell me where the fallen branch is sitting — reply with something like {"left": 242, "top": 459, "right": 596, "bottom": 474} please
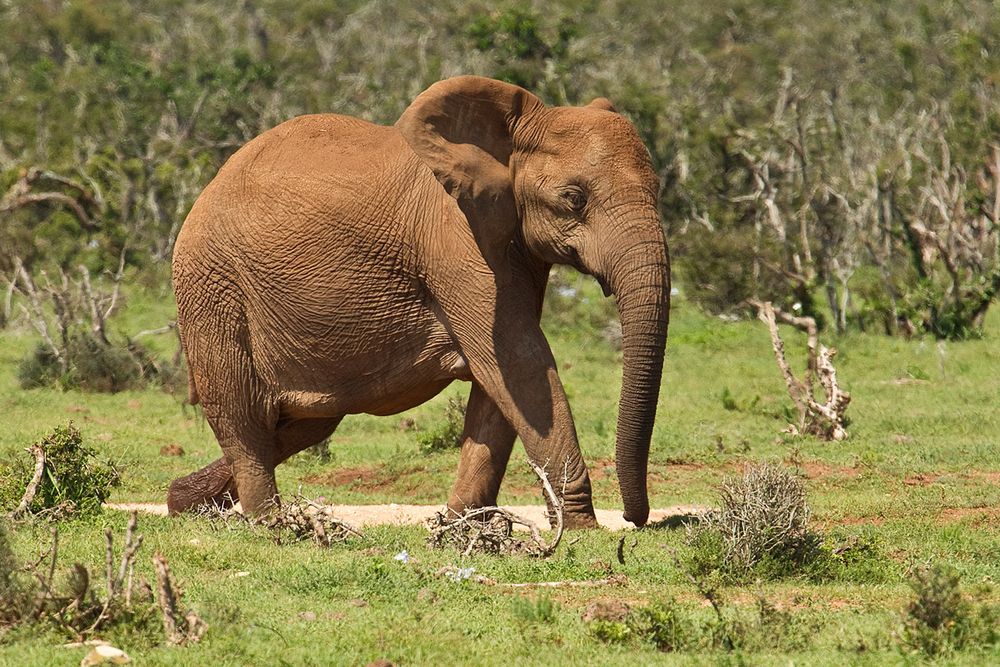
{"left": 195, "top": 494, "right": 363, "bottom": 547}
{"left": 10, "top": 445, "right": 45, "bottom": 519}
{"left": 434, "top": 566, "right": 627, "bottom": 588}
{"left": 425, "top": 460, "right": 565, "bottom": 557}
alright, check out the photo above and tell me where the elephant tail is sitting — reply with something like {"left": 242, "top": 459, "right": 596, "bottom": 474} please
{"left": 186, "top": 366, "right": 200, "bottom": 405}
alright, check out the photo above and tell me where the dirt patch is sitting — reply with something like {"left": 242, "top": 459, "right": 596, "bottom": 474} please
{"left": 304, "top": 465, "right": 432, "bottom": 495}
{"left": 936, "top": 507, "right": 1000, "bottom": 526}
{"left": 903, "top": 473, "right": 942, "bottom": 486}
{"left": 799, "top": 461, "right": 861, "bottom": 480}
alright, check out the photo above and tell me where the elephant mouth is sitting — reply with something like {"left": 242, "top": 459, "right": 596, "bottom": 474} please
{"left": 596, "top": 275, "right": 613, "bottom": 297}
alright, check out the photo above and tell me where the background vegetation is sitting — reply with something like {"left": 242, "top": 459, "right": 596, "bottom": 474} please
{"left": 2, "top": 0, "right": 1000, "bottom": 338}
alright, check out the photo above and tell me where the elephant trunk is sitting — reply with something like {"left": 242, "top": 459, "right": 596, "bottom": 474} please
{"left": 607, "top": 225, "right": 670, "bottom": 527}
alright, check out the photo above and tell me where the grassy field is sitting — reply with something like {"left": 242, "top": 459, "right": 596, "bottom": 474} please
{"left": 1, "top": 272, "right": 999, "bottom": 665}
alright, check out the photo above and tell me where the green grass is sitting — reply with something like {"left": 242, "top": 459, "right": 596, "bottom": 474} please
{"left": 1, "top": 272, "right": 998, "bottom": 665}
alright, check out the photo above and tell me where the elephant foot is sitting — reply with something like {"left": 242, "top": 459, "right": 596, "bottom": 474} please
{"left": 167, "top": 457, "right": 240, "bottom": 515}
{"left": 560, "top": 510, "right": 599, "bottom": 530}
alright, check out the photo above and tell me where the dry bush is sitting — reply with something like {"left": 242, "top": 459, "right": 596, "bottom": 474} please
{"left": 0, "top": 513, "right": 205, "bottom": 645}
{"left": 425, "top": 461, "right": 565, "bottom": 558}
{"left": 685, "top": 463, "right": 815, "bottom": 580}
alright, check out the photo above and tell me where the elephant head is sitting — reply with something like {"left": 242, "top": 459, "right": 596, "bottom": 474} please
{"left": 397, "top": 76, "right": 670, "bottom": 526}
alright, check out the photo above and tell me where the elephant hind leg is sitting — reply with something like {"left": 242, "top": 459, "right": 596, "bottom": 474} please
{"left": 166, "top": 417, "right": 342, "bottom": 515}
{"left": 167, "top": 457, "right": 239, "bottom": 515}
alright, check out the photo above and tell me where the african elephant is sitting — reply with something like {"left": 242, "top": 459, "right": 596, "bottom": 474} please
{"left": 168, "top": 76, "right": 670, "bottom": 528}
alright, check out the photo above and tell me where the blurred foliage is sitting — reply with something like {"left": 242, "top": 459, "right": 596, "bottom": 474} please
{"left": 1, "top": 0, "right": 999, "bottom": 337}
{"left": 417, "top": 396, "right": 466, "bottom": 454}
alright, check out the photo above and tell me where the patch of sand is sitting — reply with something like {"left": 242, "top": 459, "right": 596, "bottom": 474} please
{"left": 105, "top": 502, "right": 709, "bottom": 531}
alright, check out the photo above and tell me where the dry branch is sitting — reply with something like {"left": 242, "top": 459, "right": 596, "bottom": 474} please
{"left": 196, "top": 494, "right": 363, "bottom": 547}
{"left": 5, "top": 512, "right": 205, "bottom": 645}
{"left": 750, "top": 300, "right": 850, "bottom": 440}
{"left": 10, "top": 444, "right": 45, "bottom": 519}
{"left": 425, "top": 460, "right": 565, "bottom": 557}
{"left": 434, "top": 567, "right": 628, "bottom": 588}
{"left": 153, "top": 553, "right": 207, "bottom": 646}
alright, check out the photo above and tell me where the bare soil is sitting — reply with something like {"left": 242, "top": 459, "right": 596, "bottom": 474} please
{"left": 105, "top": 502, "right": 709, "bottom": 531}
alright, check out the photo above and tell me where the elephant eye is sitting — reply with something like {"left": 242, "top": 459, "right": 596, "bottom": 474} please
{"left": 560, "top": 186, "right": 588, "bottom": 213}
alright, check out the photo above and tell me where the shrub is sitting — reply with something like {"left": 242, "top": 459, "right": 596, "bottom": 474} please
{"left": 900, "top": 563, "right": 999, "bottom": 657}
{"left": 683, "top": 463, "right": 891, "bottom": 583}
{"left": 417, "top": 397, "right": 466, "bottom": 453}
{"left": 0, "top": 423, "right": 121, "bottom": 518}
{"left": 17, "top": 334, "right": 154, "bottom": 392}
{"left": 586, "top": 595, "right": 822, "bottom": 654}
{"left": 687, "top": 463, "right": 814, "bottom": 578}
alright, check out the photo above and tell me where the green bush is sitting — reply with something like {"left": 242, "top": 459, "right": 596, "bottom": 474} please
{"left": 587, "top": 596, "right": 823, "bottom": 654}
{"left": 900, "top": 563, "right": 999, "bottom": 657}
{"left": 17, "top": 334, "right": 156, "bottom": 393}
{"left": 0, "top": 424, "right": 121, "bottom": 518}
{"left": 417, "top": 397, "right": 466, "bottom": 454}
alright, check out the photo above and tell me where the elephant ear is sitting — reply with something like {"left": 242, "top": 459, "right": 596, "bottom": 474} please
{"left": 587, "top": 97, "right": 618, "bottom": 113}
{"left": 396, "top": 76, "right": 544, "bottom": 273}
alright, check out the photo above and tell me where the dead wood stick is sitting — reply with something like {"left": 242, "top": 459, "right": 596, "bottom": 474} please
{"left": 526, "top": 459, "right": 565, "bottom": 556}
{"left": 115, "top": 512, "right": 143, "bottom": 594}
{"left": 751, "top": 300, "right": 808, "bottom": 429}
{"left": 153, "top": 553, "right": 181, "bottom": 644}
{"left": 11, "top": 444, "right": 45, "bottom": 519}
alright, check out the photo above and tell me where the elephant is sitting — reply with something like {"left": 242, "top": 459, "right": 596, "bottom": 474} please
{"left": 167, "top": 75, "right": 670, "bottom": 528}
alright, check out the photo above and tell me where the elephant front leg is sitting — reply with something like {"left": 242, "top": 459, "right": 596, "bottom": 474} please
{"left": 448, "top": 383, "right": 597, "bottom": 528}
{"left": 436, "top": 307, "right": 597, "bottom": 527}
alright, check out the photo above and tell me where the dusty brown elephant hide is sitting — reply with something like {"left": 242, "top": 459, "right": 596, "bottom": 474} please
{"left": 169, "top": 76, "right": 670, "bottom": 528}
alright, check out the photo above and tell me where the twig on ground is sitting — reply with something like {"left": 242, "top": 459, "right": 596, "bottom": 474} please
{"left": 195, "top": 494, "right": 362, "bottom": 547}
{"left": 425, "top": 459, "right": 566, "bottom": 557}
{"left": 434, "top": 566, "right": 628, "bottom": 588}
